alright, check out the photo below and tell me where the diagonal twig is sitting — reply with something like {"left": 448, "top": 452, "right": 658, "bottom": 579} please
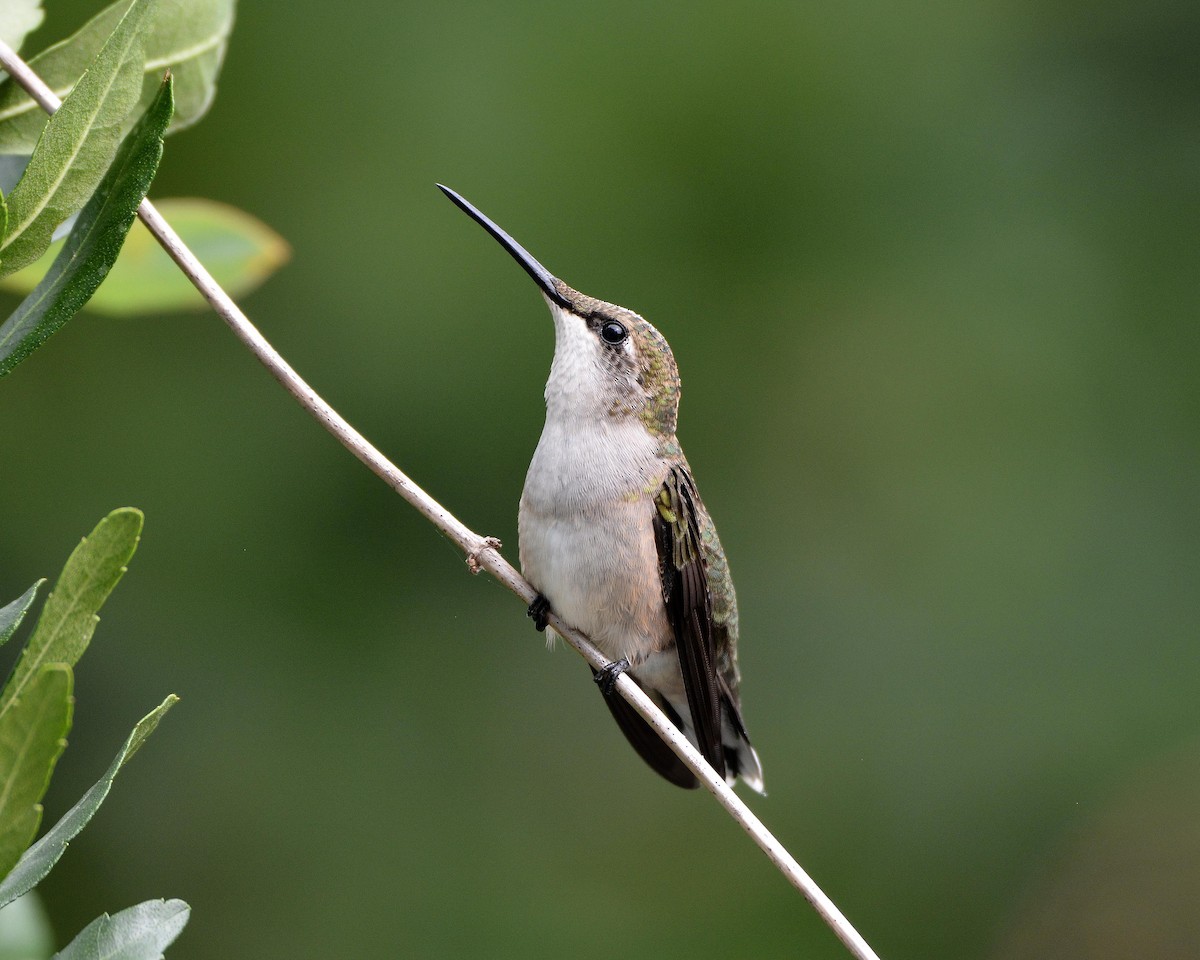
{"left": 0, "top": 38, "right": 882, "bottom": 960}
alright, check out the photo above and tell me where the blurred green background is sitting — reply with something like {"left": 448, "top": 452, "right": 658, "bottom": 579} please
{"left": 2, "top": 1, "right": 1199, "bottom": 957}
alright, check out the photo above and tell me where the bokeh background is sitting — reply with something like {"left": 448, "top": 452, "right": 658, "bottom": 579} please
{"left": 2, "top": 1, "right": 1199, "bottom": 958}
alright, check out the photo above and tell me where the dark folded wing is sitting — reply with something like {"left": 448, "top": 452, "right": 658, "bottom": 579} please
{"left": 592, "top": 669, "right": 699, "bottom": 789}
{"left": 652, "top": 465, "right": 726, "bottom": 780}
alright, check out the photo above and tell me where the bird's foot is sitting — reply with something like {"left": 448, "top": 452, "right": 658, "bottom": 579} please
{"left": 527, "top": 594, "right": 551, "bottom": 632}
{"left": 594, "top": 658, "right": 631, "bottom": 696}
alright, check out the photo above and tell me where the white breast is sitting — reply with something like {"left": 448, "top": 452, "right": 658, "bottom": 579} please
{"left": 519, "top": 416, "right": 670, "bottom": 663}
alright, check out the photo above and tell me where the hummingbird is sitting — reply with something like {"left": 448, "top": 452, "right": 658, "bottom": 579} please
{"left": 439, "top": 184, "right": 764, "bottom": 793}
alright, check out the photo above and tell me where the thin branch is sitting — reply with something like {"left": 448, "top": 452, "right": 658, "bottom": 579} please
{"left": 0, "top": 39, "right": 882, "bottom": 960}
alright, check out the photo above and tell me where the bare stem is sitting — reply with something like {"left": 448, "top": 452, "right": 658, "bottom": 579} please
{"left": 0, "top": 39, "right": 881, "bottom": 960}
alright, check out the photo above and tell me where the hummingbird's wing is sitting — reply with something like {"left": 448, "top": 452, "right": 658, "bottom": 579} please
{"left": 591, "top": 668, "right": 700, "bottom": 789}
{"left": 652, "top": 465, "right": 727, "bottom": 781}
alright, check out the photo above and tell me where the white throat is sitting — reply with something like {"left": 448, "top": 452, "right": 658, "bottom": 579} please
{"left": 525, "top": 299, "right": 662, "bottom": 510}
{"left": 541, "top": 298, "right": 610, "bottom": 423}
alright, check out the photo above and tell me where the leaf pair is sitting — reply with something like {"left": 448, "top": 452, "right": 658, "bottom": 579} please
{"left": 0, "top": 0, "right": 161, "bottom": 279}
{"left": 0, "top": 510, "right": 186, "bottom": 958}
{"left": 0, "top": 0, "right": 173, "bottom": 379}
{"left": 0, "top": 0, "right": 251, "bottom": 296}
{"left": 0, "top": 0, "right": 234, "bottom": 151}
{"left": 0, "top": 0, "right": 284, "bottom": 378}
{"left": 0, "top": 508, "right": 144, "bottom": 878}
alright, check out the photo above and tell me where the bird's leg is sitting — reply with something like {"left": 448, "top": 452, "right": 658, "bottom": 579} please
{"left": 527, "top": 594, "right": 551, "bottom": 632}
{"left": 594, "top": 658, "right": 631, "bottom": 697}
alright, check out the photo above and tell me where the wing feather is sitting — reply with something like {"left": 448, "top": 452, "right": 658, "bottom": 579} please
{"left": 591, "top": 669, "right": 699, "bottom": 789}
{"left": 653, "top": 465, "right": 726, "bottom": 780}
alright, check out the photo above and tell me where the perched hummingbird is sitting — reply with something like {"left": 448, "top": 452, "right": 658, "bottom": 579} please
{"left": 439, "top": 185, "right": 764, "bottom": 793}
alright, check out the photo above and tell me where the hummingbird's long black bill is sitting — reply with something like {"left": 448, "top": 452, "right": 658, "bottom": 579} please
{"left": 437, "top": 184, "right": 571, "bottom": 309}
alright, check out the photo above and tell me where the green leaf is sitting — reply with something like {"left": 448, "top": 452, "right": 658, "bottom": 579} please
{"left": 0, "top": 1, "right": 44, "bottom": 56}
{"left": 0, "top": 0, "right": 232, "bottom": 152}
{"left": 0, "top": 77, "right": 171, "bottom": 378}
{"left": 0, "top": 509, "right": 143, "bottom": 721}
{"left": 0, "top": 0, "right": 156, "bottom": 278}
{"left": 0, "top": 696, "right": 176, "bottom": 908}
{"left": 0, "top": 198, "right": 290, "bottom": 316}
{"left": 0, "top": 582, "right": 43, "bottom": 650}
{"left": 0, "top": 665, "right": 73, "bottom": 881}
{"left": 53, "top": 899, "right": 189, "bottom": 960}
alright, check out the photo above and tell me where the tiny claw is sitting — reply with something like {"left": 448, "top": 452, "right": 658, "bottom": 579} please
{"left": 527, "top": 594, "right": 551, "bottom": 632}
{"left": 594, "top": 658, "right": 631, "bottom": 696}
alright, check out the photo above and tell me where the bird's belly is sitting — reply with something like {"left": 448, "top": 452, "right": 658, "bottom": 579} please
{"left": 519, "top": 498, "right": 670, "bottom": 664}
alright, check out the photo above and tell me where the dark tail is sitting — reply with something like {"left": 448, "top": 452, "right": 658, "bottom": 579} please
{"left": 591, "top": 667, "right": 698, "bottom": 789}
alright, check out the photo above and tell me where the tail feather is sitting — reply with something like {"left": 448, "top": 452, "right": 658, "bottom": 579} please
{"left": 593, "top": 667, "right": 765, "bottom": 793}
{"left": 719, "top": 685, "right": 765, "bottom": 795}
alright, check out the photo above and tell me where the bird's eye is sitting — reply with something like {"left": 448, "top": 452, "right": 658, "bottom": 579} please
{"left": 600, "top": 320, "right": 628, "bottom": 345}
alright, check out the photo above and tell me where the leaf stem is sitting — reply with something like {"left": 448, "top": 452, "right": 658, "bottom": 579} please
{"left": 0, "top": 38, "right": 882, "bottom": 960}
